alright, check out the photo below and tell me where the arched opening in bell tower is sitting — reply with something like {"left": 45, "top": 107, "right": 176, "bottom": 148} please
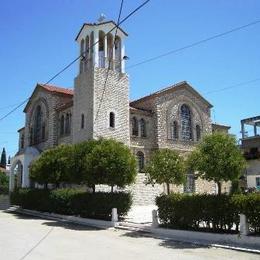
{"left": 85, "top": 35, "right": 90, "bottom": 70}
{"left": 115, "top": 35, "right": 121, "bottom": 72}
{"left": 99, "top": 30, "right": 106, "bottom": 68}
{"left": 80, "top": 38, "right": 85, "bottom": 73}
{"left": 107, "top": 33, "right": 114, "bottom": 70}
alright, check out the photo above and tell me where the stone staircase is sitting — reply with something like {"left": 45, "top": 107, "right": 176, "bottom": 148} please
{"left": 0, "top": 195, "right": 10, "bottom": 210}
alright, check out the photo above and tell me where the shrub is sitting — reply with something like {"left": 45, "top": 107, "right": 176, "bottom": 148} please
{"left": 157, "top": 193, "right": 260, "bottom": 233}
{"left": 71, "top": 192, "right": 132, "bottom": 220}
{"left": 232, "top": 193, "right": 260, "bottom": 233}
{"left": 156, "top": 194, "right": 240, "bottom": 232}
{"left": 10, "top": 188, "right": 132, "bottom": 220}
{"left": 0, "top": 171, "right": 9, "bottom": 194}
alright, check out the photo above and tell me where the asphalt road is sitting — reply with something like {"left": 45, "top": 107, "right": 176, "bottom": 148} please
{"left": 0, "top": 210, "right": 258, "bottom": 260}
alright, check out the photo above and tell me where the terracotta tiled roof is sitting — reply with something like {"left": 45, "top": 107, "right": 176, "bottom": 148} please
{"left": 23, "top": 83, "right": 74, "bottom": 112}
{"left": 38, "top": 83, "right": 74, "bottom": 96}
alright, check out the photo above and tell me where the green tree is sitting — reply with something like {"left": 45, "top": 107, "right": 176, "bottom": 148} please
{"left": 0, "top": 148, "right": 7, "bottom": 168}
{"left": 0, "top": 171, "right": 9, "bottom": 194}
{"left": 85, "top": 139, "right": 137, "bottom": 192}
{"left": 145, "top": 149, "right": 185, "bottom": 195}
{"left": 71, "top": 140, "right": 100, "bottom": 186}
{"left": 30, "top": 145, "right": 74, "bottom": 188}
{"left": 186, "top": 132, "right": 246, "bottom": 195}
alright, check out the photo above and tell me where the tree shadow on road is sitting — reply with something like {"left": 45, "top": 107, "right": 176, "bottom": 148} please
{"left": 42, "top": 220, "right": 100, "bottom": 231}
{"left": 5, "top": 210, "right": 105, "bottom": 232}
{"left": 5, "top": 210, "right": 42, "bottom": 220}
{"left": 120, "top": 230, "right": 209, "bottom": 250}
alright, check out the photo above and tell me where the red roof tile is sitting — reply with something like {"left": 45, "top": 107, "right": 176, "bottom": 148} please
{"left": 38, "top": 83, "right": 74, "bottom": 96}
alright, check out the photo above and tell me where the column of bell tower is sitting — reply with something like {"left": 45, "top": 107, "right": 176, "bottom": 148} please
{"left": 72, "top": 20, "right": 130, "bottom": 145}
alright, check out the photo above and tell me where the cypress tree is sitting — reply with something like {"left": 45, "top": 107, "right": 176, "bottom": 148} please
{"left": 0, "top": 148, "right": 7, "bottom": 168}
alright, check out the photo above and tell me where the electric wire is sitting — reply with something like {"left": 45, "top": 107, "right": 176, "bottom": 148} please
{"left": 204, "top": 78, "right": 260, "bottom": 95}
{"left": 0, "top": 0, "right": 151, "bottom": 123}
{"left": 94, "top": 0, "right": 125, "bottom": 122}
{"left": 1, "top": 6, "right": 258, "bottom": 122}
{"left": 127, "top": 19, "right": 260, "bottom": 69}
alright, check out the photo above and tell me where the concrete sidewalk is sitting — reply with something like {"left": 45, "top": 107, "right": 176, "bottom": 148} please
{"left": 124, "top": 205, "right": 157, "bottom": 224}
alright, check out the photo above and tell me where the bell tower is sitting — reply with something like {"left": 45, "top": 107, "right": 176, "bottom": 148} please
{"left": 72, "top": 19, "right": 130, "bottom": 145}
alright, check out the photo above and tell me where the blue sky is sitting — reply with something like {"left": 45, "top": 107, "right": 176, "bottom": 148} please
{"left": 0, "top": 0, "right": 259, "bottom": 157}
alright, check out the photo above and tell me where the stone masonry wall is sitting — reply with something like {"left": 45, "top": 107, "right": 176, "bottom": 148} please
{"left": 73, "top": 68, "right": 94, "bottom": 144}
{"left": 95, "top": 173, "right": 164, "bottom": 206}
{"left": 130, "top": 110, "right": 157, "bottom": 150}
{"left": 93, "top": 67, "right": 130, "bottom": 145}
{"left": 23, "top": 89, "right": 72, "bottom": 152}
{"left": 155, "top": 88, "right": 212, "bottom": 151}
{"left": 57, "top": 106, "right": 73, "bottom": 145}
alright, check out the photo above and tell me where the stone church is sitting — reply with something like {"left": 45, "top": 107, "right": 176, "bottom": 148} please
{"left": 10, "top": 20, "right": 229, "bottom": 205}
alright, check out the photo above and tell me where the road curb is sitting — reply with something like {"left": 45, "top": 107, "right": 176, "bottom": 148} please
{"left": 7, "top": 207, "right": 260, "bottom": 254}
{"left": 117, "top": 222, "right": 260, "bottom": 254}
{"left": 7, "top": 207, "right": 117, "bottom": 229}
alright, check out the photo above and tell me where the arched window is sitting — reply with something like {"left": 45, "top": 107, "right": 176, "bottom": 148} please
{"left": 184, "top": 172, "right": 195, "bottom": 193}
{"left": 136, "top": 151, "right": 145, "bottom": 172}
{"left": 60, "top": 115, "right": 65, "bottom": 136}
{"left": 81, "top": 114, "right": 85, "bottom": 129}
{"left": 42, "top": 123, "right": 46, "bottom": 140}
{"left": 109, "top": 112, "right": 115, "bottom": 128}
{"left": 196, "top": 125, "right": 201, "bottom": 141}
{"left": 132, "top": 117, "right": 138, "bottom": 136}
{"left": 34, "top": 105, "right": 42, "bottom": 144}
{"left": 21, "top": 134, "right": 24, "bottom": 149}
{"left": 171, "top": 121, "right": 178, "bottom": 140}
{"left": 65, "top": 113, "right": 71, "bottom": 134}
{"left": 180, "top": 104, "right": 192, "bottom": 141}
{"left": 140, "top": 118, "right": 147, "bottom": 137}
{"left": 29, "top": 127, "right": 33, "bottom": 145}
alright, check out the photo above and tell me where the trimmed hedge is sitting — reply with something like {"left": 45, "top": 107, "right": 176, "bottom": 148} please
{"left": 0, "top": 171, "right": 8, "bottom": 195}
{"left": 11, "top": 188, "right": 132, "bottom": 220}
{"left": 156, "top": 193, "right": 260, "bottom": 233}
{"left": 232, "top": 193, "right": 260, "bottom": 233}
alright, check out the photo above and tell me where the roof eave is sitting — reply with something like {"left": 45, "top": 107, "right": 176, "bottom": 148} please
{"left": 75, "top": 21, "right": 128, "bottom": 41}
{"left": 130, "top": 81, "right": 213, "bottom": 109}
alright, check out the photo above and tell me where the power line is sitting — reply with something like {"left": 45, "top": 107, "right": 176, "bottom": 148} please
{"left": 127, "top": 19, "right": 260, "bottom": 69}
{"left": 94, "top": 0, "right": 125, "bottom": 122}
{"left": 0, "top": 0, "right": 151, "bottom": 123}
{"left": 204, "top": 77, "right": 260, "bottom": 95}
{"left": 0, "top": 102, "right": 26, "bottom": 111}
{"left": 0, "top": 98, "right": 29, "bottom": 122}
